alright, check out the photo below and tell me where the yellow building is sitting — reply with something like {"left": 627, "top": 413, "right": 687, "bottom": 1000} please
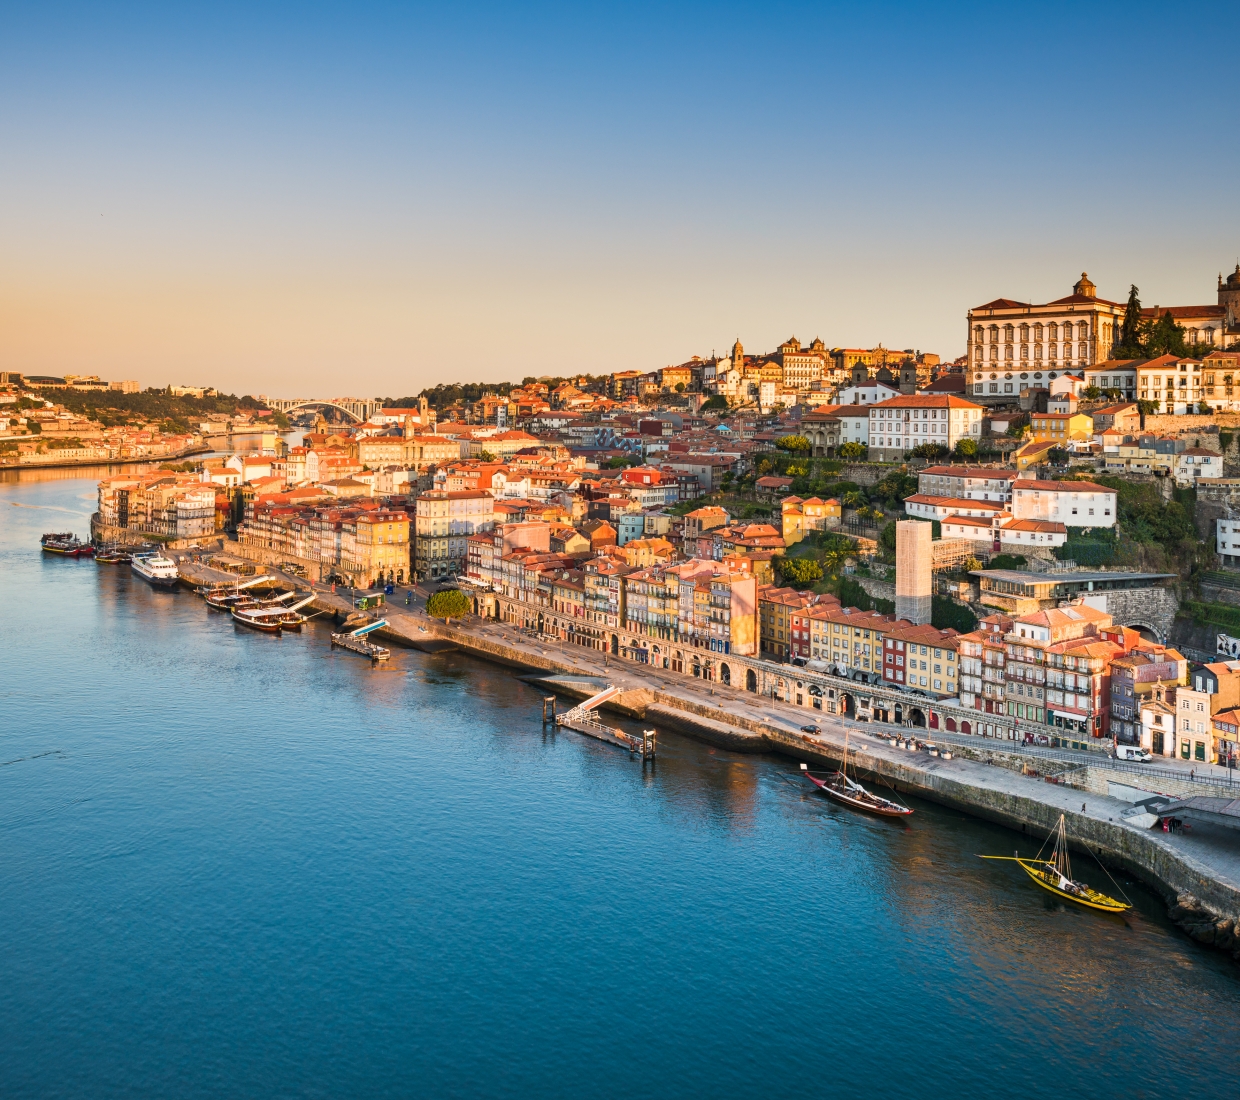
{"left": 1012, "top": 439, "right": 1058, "bottom": 470}
{"left": 1029, "top": 411, "right": 1093, "bottom": 443}
{"left": 347, "top": 510, "right": 410, "bottom": 586}
{"left": 781, "top": 496, "right": 842, "bottom": 546}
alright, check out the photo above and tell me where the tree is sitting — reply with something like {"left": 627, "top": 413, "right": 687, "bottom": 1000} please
{"left": 1146, "top": 311, "right": 1190, "bottom": 358}
{"left": 1006, "top": 422, "right": 1030, "bottom": 438}
{"left": 777, "top": 557, "right": 823, "bottom": 586}
{"left": 838, "top": 442, "right": 867, "bottom": 459}
{"left": 1047, "top": 448, "right": 1071, "bottom": 466}
{"left": 478, "top": 450, "right": 497, "bottom": 462}
{"left": 1083, "top": 386, "right": 1101, "bottom": 400}
{"left": 932, "top": 596, "right": 977, "bottom": 635}
{"left": 1136, "top": 399, "right": 1160, "bottom": 417}
{"left": 776, "top": 434, "right": 810, "bottom": 454}
{"left": 1114, "top": 284, "right": 1146, "bottom": 358}
{"left": 954, "top": 437, "right": 978, "bottom": 460}
{"left": 841, "top": 490, "right": 866, "bottom": 509}
{"left": 426, "top": 589, "right": 470, "bottom": 622}
{"left": 700, "top": 395, "right": 729, "bottom": 412}
{"left": 1198, "top": 401, "right": 1213, "bottom": 414}
{"left": 911, "top": 442, "right": 949, "bottom": 460}
{"left": 674, "top": 382, "right": 686, "bottom": 393}
{"left": 879, "top": 520, "right": 897, "bottom": 554}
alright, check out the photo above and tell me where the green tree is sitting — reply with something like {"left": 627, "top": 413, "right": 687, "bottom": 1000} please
{"left": 879, "top": 520, "right": 897, "bottom": 554}
{"left": 1005, "top": 422, "right": 1030, "bottom": 438}
{"left": 838, "top": 441, "right": 867, "bottom": 459}
{"left": 841, "top": 490, "right": 866, "bottom": 508}
{"left": 1136, "top": 399, "right": 1160, "bottom": 416}
{"left": 777, "top": 557, "right": 823, "bottom": 587}
{"left": 1047, "top": 448, "right": 1071, "bottom": 465}
{"left": 1083, "top": 386, "right": 1101, "bottom": 400}
{"left": 776, "top": 434, "right": 810, "bottom": 453}
{"left": 700, "top": 394, "right": 729, "bottom": 412}
{"left": 426, "top": 589, "right": 471, "bottom": 621}
{"left": 1146, "top": 311, "right": 1190, "bottom": 357}
{"left": 1114, "top": 284, "right": 1147, "bottom": 358}
{"left": 1198, "top": 401, "right": 1213, "bottom": 414}
{"left": 987, "top": 553, "right": 1027, "bottom": 570}
{"left": 911, "top": 442, "right": 949, "bottom": 460}
{"left": 954, "top": 437, "right": 978, "bottom": 460}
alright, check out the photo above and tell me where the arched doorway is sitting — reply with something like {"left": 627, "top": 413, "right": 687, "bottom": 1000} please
{"left": 840, "top": 693, "right": 856, "bottom": 718}
{"left": 746, "top": 668, "right": 757, "bottom": 693}
{"left": 907, "top": 707, "right": 926, "bottom": 728}
{"left": 692, "top": 658, "right": 702, "bottom": 678}
{"left": 961, "top": 720, "right": 971, "bottom": 734}
{"left": 946, "top": 717, "right": 957, "bottom": 732}
{"left": 720, "top": 663, "right": 731, "bottom": 686}
{"left": 610, "top": 634, "right": 619, "bottom": 656}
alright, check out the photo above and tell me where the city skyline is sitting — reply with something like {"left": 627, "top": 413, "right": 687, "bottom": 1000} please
{"left": 2, "top": 2, "right": 1238, "bottom": 395}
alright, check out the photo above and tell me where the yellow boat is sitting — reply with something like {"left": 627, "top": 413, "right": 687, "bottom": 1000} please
{"left": 981, "top": 814, "right": 1131, "bottom": 914}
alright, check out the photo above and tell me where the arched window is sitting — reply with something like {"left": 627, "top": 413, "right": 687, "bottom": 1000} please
{"left": 1003, "top": 324, "right": 1014, "bottom": 341}
{"left": 1019, "top": 324, "right": 1029, "bottom": 341}
{"left": 1048, "top": 322, "right": 1058, "bottom": 340}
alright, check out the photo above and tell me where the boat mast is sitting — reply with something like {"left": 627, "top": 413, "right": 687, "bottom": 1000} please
{"left": 1053, "top": 815, "right": 1072, "bottom": 881}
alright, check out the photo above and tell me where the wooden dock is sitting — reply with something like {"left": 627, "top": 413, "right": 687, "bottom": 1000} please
{"left": 549, "top": 686, "right": 656, "bottom": 759}
{"left": 331, "top": 631, "right": 390, "bottom": 661}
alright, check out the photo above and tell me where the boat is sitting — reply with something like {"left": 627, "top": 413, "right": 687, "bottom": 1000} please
{"left": 94, "top": 547, "right": 130, "bottom": 564}
{"left": 232, "top": 605, "right": 284, "bottom": 632}
{"left": 130, "top": 553, "right": 180, "bottom": 587}
{"left": 980, "top": 814, "right": 1131, "bottom": 913}
{"left": 232, "top": 593, "right": 316, "bottom": 634}
{"left": 799, "top": 729, "right": 913, "bottom": 818}
{"left": 41, "top": 532, "right": 95, "bottom": 556}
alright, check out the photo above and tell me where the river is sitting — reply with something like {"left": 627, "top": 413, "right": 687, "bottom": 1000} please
{"left": 1, "top": 470, "right": 1237, "bottom": 1099}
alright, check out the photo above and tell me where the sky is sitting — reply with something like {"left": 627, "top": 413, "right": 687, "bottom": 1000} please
{"left": 2, "top": 1, "right": 1238, "bottom": 398}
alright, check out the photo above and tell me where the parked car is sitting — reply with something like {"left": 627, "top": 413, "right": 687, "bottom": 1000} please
{"left": 1113, "top": 745, "right": 1153, "bottom": 763}
{"left": 800, "top": 724, "right": 821, "bottom": 734}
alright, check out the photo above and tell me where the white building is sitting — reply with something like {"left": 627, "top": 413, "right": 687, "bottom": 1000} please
{"left": 1081, "top": 363, "right": 1136, "bottom": 399}
{"left": 1217, "top": 518, "right": 1240, "bottom": 568}
{"left": 917, "top": 466, "right": 1018, "bottom": 502}
{"left": 1174, "top": 448, "right": 1223, "bottom": 486}
{"left": 867, "top": 395, "right": 984, "bottom": 463}
{"left": 835, "top": 405, "right": 870, "bottom": 447}
{"left": 998, "top": 519, "right": 1067, "bottom": 549}
{"left": 1009, "top": 480, "right": 1117, "bottom": 528}
{"left": 836, "top": 381, "right": 899, "bottom": 406}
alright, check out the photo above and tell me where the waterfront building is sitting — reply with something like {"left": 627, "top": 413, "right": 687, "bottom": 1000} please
{"left": 759, "top": 586, "right": 817, "bottom": 662}
{"left": 808, "top": 606, "right": 897, "bottom": 674}
{"left": 414, "top": 490, "right": 496, "bottom": 581}
{"left": 1008, "top": 479, "right": 1117, "bottom": 528}
{"left": 882, "top": 623, "right": 960, "bottom": 697}
{"left": 1106, "top": 643, "right": 1187, "bottom": 745}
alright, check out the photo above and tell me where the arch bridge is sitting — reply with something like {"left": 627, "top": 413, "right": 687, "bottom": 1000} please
{"left": 262, "top": 396, "right": 382, "bottom": 423}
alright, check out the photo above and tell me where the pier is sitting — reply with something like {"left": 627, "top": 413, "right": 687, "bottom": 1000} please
{"left": 548, "top": 685, "right": 656, "bottom": 759}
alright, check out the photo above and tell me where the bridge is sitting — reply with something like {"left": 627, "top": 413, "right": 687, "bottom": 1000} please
{"left": 260, "top": 396, "right": 383, "bottom": 422}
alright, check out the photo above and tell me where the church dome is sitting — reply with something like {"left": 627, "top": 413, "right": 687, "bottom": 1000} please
{"left": 1226, "top": 265, "right": 1240, "bottom": 289}
{"left": 1073, "top": 272, "right": 1096, "bottom": 298}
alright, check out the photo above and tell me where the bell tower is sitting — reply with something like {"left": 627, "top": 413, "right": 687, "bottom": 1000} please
{"left": 1220, "top": 265, "right": 1240, "bottom": 331}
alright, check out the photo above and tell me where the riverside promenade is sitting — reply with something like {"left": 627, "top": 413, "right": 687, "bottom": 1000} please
{"left": 176, "top": 562, "right": 1240, "bottom": 958}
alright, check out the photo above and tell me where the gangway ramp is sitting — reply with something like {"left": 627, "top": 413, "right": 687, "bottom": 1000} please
{"left": 553, "top": 684, "right": 656, "bottom": 759}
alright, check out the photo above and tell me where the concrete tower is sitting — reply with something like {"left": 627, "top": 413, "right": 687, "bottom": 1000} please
{"left": 895, "top": 519, "right": 933, "bottom": 625}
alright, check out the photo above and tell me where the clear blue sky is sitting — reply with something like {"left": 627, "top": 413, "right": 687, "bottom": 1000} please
{"left": 2, "top": 1, "right": 1237, "bottom": 396}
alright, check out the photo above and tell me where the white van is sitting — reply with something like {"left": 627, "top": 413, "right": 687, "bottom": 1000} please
{"left": 1114, "top": 745, "right": 1152, "bottom": 763}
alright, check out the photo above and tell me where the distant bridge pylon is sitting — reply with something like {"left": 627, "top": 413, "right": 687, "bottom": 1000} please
{"left": 262, "top": 397, "right": 382, "bottom": 423}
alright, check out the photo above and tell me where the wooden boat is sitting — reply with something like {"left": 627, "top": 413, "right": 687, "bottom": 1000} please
{"left": 980, "top": 814, "right": 1130, "bottom": 913}
{"left": 95, "top": 548, "right": 130, "bottom": 564}
{"left": 802, "top": 764, "right": 914, "bottom": 817}
{"left": 800, "top": 729, "right": 912, "bottom": 818}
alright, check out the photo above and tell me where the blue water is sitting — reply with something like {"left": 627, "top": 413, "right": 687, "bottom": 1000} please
{"left": 2, "top": 472, "right": 1237, "bottom": 1099}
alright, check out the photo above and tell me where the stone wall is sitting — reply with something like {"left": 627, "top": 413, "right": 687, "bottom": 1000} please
{"left": 1098, "top": 584, "right": 1180, "bottom": 642}
{"left": 854, "top": 576, "right": 896, "bottom": 605}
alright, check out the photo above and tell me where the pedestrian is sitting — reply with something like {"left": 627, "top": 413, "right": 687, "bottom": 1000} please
{"left": 1081, "top": 803, "right": 1086, "bottom": 812}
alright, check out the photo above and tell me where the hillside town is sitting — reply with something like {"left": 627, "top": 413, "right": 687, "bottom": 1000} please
{"left": 15, "top": 269, "right": 1240, "bottom": 766}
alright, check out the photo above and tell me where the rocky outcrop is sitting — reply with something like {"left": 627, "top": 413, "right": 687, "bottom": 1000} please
{"left": 1168, "top": 895, "right": 1240, "bottom": 959}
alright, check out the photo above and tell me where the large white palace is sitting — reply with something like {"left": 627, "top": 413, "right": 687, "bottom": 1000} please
{"left": 965, "top": 268, "right": 1240, "bottom": 405}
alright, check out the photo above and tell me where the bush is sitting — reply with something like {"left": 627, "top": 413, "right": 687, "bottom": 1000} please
{"left": 776, "top": 435, "right": 810, "bottom": 454}
{"left": 426, "top": 589, "right": 471, "bottom": 620}
{"left": 987, "top": 554, "right": 1027, "bottom": 571}
{"left": 838, "top": 442, "right": 867, "bottom": 460}
{"left": 932, "top": 596, "right": 977, "bottom": 635}
{"left": 777, "top": 557, "right": 823, "bottom": 586}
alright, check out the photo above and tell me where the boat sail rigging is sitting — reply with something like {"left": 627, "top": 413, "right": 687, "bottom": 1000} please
{"left": 980, "top": 814, "right": 1131, "bottom": 913}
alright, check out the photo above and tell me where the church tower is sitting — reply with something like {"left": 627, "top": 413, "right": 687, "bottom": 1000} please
{"left": 732, "top": 338, "right": 744, "bottom": 372}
